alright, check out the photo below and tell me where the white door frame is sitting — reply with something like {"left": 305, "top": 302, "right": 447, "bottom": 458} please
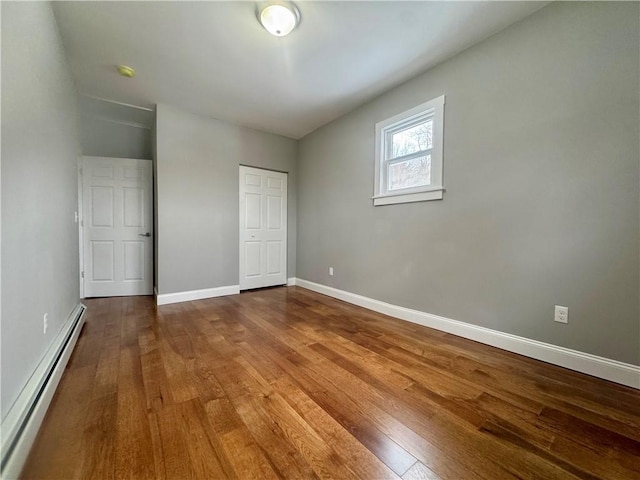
{"left": 78, "top": 156, "right": 85, "bottom": 298}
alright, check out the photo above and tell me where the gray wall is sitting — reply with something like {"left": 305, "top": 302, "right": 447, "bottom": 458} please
{"left": 1, "top": 2, "right": 82, "bottom": 418}
{"left": 297, "top": 2, "right": 640, "bottom": 365}
{"left": 79, "top": 116, "right": 152, "bottom": 160}
{"left": 155, "top": 104, "right": 298, "bottom": 295}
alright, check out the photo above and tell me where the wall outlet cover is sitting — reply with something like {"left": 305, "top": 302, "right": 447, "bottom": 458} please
{"left": 554, "top": 305, "right": 568, "bottom": 324}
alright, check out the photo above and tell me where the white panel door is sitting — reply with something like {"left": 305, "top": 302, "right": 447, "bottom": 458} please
{"left": 239, "top": 166, "right": 287, "bottom": 290}
{"left": 82, "top": 157, "right": 153, "bottom": 297}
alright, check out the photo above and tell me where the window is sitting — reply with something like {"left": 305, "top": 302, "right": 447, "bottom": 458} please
{"left": 373, "top": 95, "right": 445, "bottom": 206}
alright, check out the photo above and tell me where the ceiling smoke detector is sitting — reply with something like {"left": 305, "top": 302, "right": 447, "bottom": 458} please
{"left": 117, "top": 65, "right": 136, "bottom": 78}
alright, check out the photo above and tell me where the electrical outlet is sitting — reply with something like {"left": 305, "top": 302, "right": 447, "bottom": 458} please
{"left": 554, "top": 305, "right": 568, "bottom": 324}
{"left": 329, "top": 267, "right": 334, "bottom": 276}
{"left": 43, "top": 313, "right": 48, "bottom": 334}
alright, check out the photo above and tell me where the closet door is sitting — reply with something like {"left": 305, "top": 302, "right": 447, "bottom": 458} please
{"left": 239, "top": 166, "right": 287, "bottom": 290}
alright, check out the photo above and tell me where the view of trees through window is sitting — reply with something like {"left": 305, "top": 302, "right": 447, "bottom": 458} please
{"left": 388, "top": 155, "right": 431, "bottom": 190}
{"left": 388, "top": 120, "right": 432, "bottom": 190}
{"left": 391, "top": 120, "right": 432, "bottom": 157}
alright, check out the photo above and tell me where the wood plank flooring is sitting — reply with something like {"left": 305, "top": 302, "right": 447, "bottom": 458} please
{"left": 21, "top": 287, "right": 640, "bottom": 479}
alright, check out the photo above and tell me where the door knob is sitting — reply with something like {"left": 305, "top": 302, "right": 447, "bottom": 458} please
{"left": 138, "top": 232, "right": 151, "bottom": 237}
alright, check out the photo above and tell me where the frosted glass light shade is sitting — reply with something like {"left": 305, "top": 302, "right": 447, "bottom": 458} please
{"left": 259, "top": 4, "right": 299, "bottom": 37}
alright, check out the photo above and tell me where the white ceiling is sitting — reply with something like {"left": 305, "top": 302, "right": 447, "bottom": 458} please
{"left": 53, "top": 1, "right": 548, "bottom": 139}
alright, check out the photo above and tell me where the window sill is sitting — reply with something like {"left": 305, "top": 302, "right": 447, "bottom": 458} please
{"left": 372, "top": 188, "right": 444, "bottom": 206}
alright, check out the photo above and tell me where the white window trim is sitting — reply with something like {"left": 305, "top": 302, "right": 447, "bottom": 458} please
{"left": 373, "top": 94, "right": 445, "bottom": 206}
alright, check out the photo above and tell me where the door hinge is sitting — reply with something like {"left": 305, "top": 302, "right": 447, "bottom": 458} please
{"left": 81, "top": 271, "right": 84, "bottom": 278}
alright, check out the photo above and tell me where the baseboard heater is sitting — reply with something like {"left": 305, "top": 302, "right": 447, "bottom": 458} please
{"left": 1, "top": 303, "right": 87, "bottom": 479}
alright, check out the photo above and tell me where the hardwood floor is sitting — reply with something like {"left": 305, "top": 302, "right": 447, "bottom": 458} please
{"left": 21, "top": 287, "right": 640, "bottom": 479}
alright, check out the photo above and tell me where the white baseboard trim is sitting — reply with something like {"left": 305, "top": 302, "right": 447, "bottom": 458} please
{"left": 287, "top": 277, "right": 297, "bottom": 286}
{"left": 156, "top": 285, "right": 240, "bottom": 306}
{"left": 294, "top": 278, "right": 640, "bottom": 389}
{"left": 1, "top": 303, "right": 87, "bottom": 479}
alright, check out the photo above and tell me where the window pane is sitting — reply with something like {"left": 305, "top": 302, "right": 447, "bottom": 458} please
{"left": 391, "top": 121, "right": 432, "bottom": 158}
{"left": 388, "top": 155, "right": 431, "bottom": 191}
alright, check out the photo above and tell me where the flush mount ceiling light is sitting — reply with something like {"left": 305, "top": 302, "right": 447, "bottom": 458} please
{"left": 257, "top": 2, "right": 300, "bottom": 37}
